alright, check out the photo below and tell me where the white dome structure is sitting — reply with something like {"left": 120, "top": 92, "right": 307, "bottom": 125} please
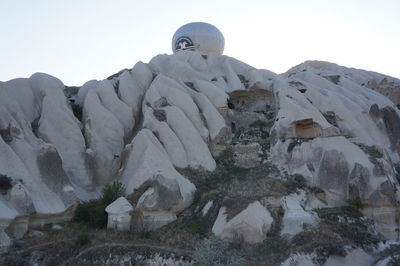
{"left": 172, "top": 22, "right": 225, "bottom": 55}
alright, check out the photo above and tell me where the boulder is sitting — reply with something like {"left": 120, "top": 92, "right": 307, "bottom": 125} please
{"left": 121, "top": 129, "right": 195, "bottom": 231}
{"left": 132, "top": 211, "right": 177, "bottom": 233}
{"left": 212, "top": 201, "right": 273, "bottom": 243}
{"left": 135, "top": 175, "right": 184, "bottom": 213}
{"left": 281, "top": 192, "right": 319, "bottom": 236}
{"left": 105, "top": 197, "right": 133, "bottom": 231}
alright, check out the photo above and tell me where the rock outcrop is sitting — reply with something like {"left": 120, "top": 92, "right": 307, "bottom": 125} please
{"left": 275, "top": 61, "right": 400, "bottom": 240}
{"left": 105, "top": 196, "right": 133, "bottom": 231}
{"left": 1, "top": 51, "right": 400, "bottom": 265}
{"left": 212, "top": 201, "right": 273, "bottom": 243}
{"left": 284, "top": 60, "right": 400, "bottom": 108}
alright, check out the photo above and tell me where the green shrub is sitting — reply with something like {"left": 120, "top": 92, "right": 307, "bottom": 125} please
{"left": 76, "top": 231, "right": 91, "bottom": 246}
{"left": 187, "top": 221, "right": 208, "bottom": 237}
{"left": 101, "top": 181, "right": 125, "bottom": 205}
{"left": 265, "top": 111, "right": 275, "bottom": 120}
{"left": 346, "top": 197, "right": 365, "bottom": 211}
{"left": 291, "top": 174, "right": 307, "bottom": 189}
{"left": 74, "top": 200, "right": 106, "bottom": 228}
{"left": 74, "top": 181, "right": 125, "bottom": 228}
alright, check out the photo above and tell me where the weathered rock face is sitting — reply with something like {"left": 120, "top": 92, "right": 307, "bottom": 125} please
{"left": 1, "top": 51, "right": 400, "bottom": 257}
{"left": 369, "top": 104, "right": 400, "bottom": 154}
{"left": 274, "top": 61, "right": 400, "bottom": 239}
{"left": 284, "top": 60, "right": 400, "bottom": 107}
{"left": 212, "top": 201, "right": 273, "bottom": 243}
{"left": 0, "top": 74, "right": 82, "bottom": 249}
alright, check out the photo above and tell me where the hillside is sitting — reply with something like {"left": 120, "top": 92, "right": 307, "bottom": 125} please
{"left": 1, "top": 52, "right": 400, "bottom": 265}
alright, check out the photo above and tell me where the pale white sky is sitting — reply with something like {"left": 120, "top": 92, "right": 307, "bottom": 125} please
{"left": 1, "top": 0, "right": 399, "bottom": 86}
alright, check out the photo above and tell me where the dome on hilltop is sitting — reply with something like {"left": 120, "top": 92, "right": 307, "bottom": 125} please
{"left": 172, "top": 22, "right": 225, "bottom": 55}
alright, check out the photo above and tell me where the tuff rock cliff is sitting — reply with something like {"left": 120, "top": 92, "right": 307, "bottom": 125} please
{"left": 1, "top": 52, "right": 400, "bottom": 265}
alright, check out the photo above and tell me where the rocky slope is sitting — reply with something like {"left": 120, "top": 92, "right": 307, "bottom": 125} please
{"left": 284, "top": 60, "right": 400, "bottom": 108}
{"left": 1, "top": 52, "right": 400, "bottom": 265}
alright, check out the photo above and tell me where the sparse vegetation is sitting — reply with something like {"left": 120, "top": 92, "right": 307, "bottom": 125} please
{"left": 75, "top": 225, "right": 91, "bottom": 246}
{"left": 193, "top": 237, "right": 244, "bottom": 266}
{"left": 74, "top": 181, "right": 125, "bottom": 228}
{"left": 265, "top": 111, "right": 275, "bottom": 120}
{"left": 389, "top": 256, "right": 400, "bottom": 266}
{"left": 346, "top": 197, "right": 365, "bottom": 211}
{"left": 287, "top": 139, "right": 299, "bottom": 153}
{"left": 249, "top": 119, "right": 269, "bottom": 129}
{"left": 237, "top": 74, "right": 249, "bottom": 89}
{"left": 187, "top": 220, "right": 209, "bottom": 237}
{"left": 290, "top": 174, "right": 307, "bottom": 189}
{"left": 394, "top": 163, "right": 400, "bottom": 183}
{"left": 0, "top": 174, "right": 13, "bottom": 194}
{"left": 287, "top": 138, "right": 311, "bottom": 153}
{"left": 153, "top": 109, "right": 166, "bottom": 122}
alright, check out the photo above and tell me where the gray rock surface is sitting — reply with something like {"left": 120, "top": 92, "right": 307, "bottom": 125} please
{"left": 1, "top": 52, "right": 400, "bottom": 257}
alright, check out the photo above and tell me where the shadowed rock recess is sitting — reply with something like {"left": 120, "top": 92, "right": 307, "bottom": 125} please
{"left": 1, "top": 53, "right": 400, "bottom": 265}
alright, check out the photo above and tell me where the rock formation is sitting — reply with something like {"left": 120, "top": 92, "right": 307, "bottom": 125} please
{"left": 105, "top": 196, "right": 133, "bottom": 231}
{"left": 1, "top": 51, "right": 400, "bottom": 264}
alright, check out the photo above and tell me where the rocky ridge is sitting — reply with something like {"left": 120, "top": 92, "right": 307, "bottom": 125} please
{"left": 1, "top": 52, "right": 400, "bottom": 265}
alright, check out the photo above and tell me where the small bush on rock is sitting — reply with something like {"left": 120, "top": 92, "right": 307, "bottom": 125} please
{"left": 74, "top": 181, "right": 125, "bottom": 228}
{"left": 101, "top": 181, "right": 125, "bottom": 204}
{"left": 290, "top": 174, "right": 307, "bottom": 189}
{"left": 346, "top": 197, "right": 365, "bottom": 211}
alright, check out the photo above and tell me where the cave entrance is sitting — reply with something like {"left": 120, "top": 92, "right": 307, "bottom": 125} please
{"left": 293, "top": 119, "right": 318, "bottom": 138}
